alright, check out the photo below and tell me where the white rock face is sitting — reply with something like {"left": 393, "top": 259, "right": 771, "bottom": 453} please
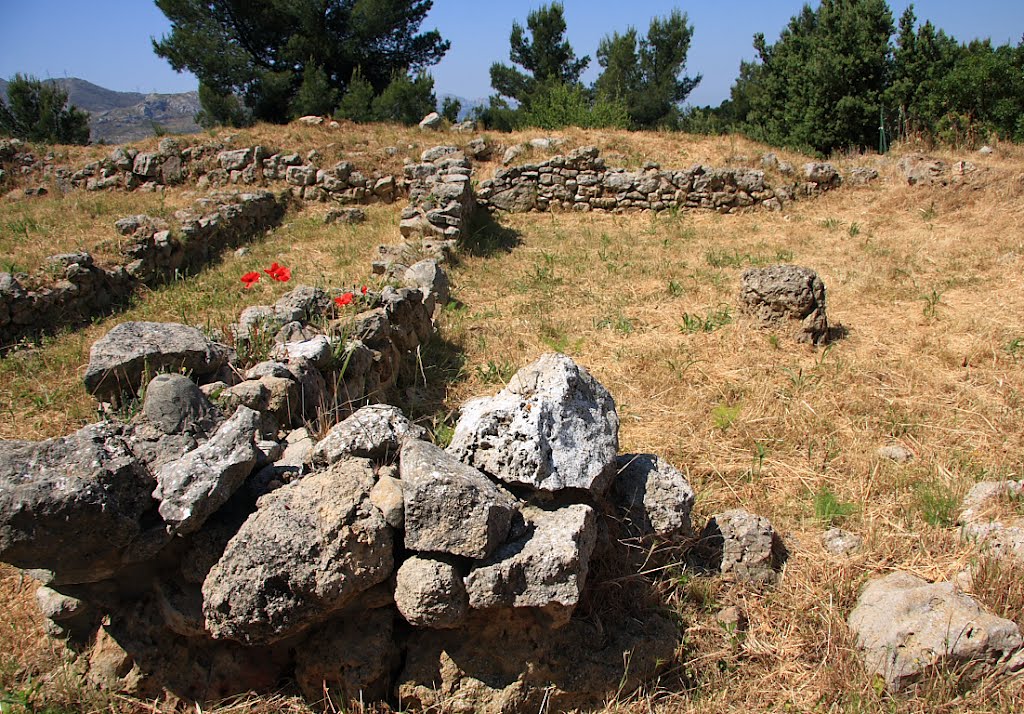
{"left": 848, "top": 572, "right": 1024, "bottom": 691}
{"left": 447, "top": 353, "right": 619, "bottom": 495}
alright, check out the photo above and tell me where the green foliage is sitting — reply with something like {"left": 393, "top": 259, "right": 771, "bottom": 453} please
{"left": 814, "top": 486, "right": 856, "bottom": 526}
{"left": 334, "top": 68, "right": 376, "bottom": 123}
{"left": 195, "top": 81, "right": 250, "bottom": 128}
{"left": 371, "top": 72, "right": 437, "bottom": 125}
{"left": 489, "top": 2, "right": 589, "bottom": 108}
{"left": 595, "top": 10, "right": 702, "bottom": 129}
{"left": 711, "top": 403, "right": 741, "bottom": 431}
{"left": 440, "top": 96, "right": 461, "bottom": 123}
{"left": 915, "top": 479, "right": 959, "bottom": 527}
{"left": 680, "top": 305, "right": 732, "bottom": 334}
{"left": 515, "top": 81, "right": 629, "bottom": 130}
{"left": 0, "top": 74, "right": 90, "bottom": 145}
{"left": 738, "top": 0, "right": 895, "bottom": 154}
{"left": 153, "top": 0, "right": 449, "bottom": 124}
{"left": 292, "top": 63, "right": 339, "bottom": 119}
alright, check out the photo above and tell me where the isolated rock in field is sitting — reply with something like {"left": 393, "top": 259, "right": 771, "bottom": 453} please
{"left": 821, "top": 527, "right": 863, "bottom": 556}
{"left": 401, "top": 439, "right": 516, "bottom": 560}
{"left": 419, "top": 112, "right": 442, "bottom": 130}
{"left": 848, "top": 572, "right": 1024, "bottom": 691}
{"left": 84, "top": 322, "right": 230, "bottom": 401}
{"left": 398, "top": 608, "right": 677, "bottom": 713}
{"left": 0, "top": 423, "right": 163, "bottom": 585}
{"left": 448, "top": 353, "right": 620, "bottom": 495}
{"left": 202, "top": 458, "right": 392, "bottom": 644}
{"left": 294, "top": 608, "right": 397, "bottom": 705}
{"left": 465, "top": 504, "right": 597, "bottom": 627}
{"left": 846, "top": 167, "right": 879, "bottom": 186}
{"left": 313, "top": 404, "right": 426, "bottom": 465}
{"left": 878, "top": 444, "right": 914, "bottom": 463}
{"left": 700, "top": 509, "right": 786, "bottom": 585}
{"left": 324, "top": 207, "right": 366, "bottom": 225}
{"left": 898, "top": 155, "right": 947, "bottom": 186}
{"left": 739, "top": 265, "right": 829, "bottom": 345}
{"left": 142, "top": 373, "right": 217, "bottom": 435}
{"left": 613, "top": 454, "right": 696, "bottom": 539}
{"left": 403, "top": 258, "right": 450, "bottom": 309}
{"left": 152, "top": 406, "right": 261, "bottom": 536}
{"left": 395, "top": 555, "right": 468, "bottom": 629}
{"left": 958, "top": 480, "right": 1024, "bottom": 561}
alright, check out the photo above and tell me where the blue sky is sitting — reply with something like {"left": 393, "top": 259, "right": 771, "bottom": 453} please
{"left": 1, "top": 1, "right": 1021, "bottom": 107}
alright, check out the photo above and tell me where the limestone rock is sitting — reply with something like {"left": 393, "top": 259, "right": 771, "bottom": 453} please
{"left": 369, "top": 473, "right": 404, "bottom": 528}
{"left": 294, "top": 609, "right": 398, "bottom": 705}
{"left": 700, "top": 509, "right": 785, "bottom": 585}
{"left": 447, "top": 353, "right": 619, "bottom": 495}
{"left": 313, "top": 404, "right": 426, "bottom": 465}
{"left": 202, "top": 458, "right": 392, "bottom": 644}
{"left": 739, "top": 265, "right": 829, "bottom": 345}
{"left": 465, "top": 504, "right": 597, "bottom": 627}
{"left": 142, "top": 373, "right": 216, "bottom": 435}
{"left": 878, "top": 444, "right": 914, "bottom": 463}
{"left": 403, "top": 258, "right": 450, "bottom": 308}
{"left": 395, "top": 555, "right": 468, "bottom": 629}
{"left": 401, "top": 439, "right": 516, "bottom": 560}
{"left": 418, "top": 112, "right": 442, "bottom": 130}
{"left": 84, "top": 322, "right": 230, "bottom": 401}
{"left": 958, "top": 480, "right": 1024, "bottom": 560}
{"left": 613, "top": 454, "right": 695, "bottom": 539}
{"left": 848, "top": 572, "right": 1024, "bottom": 691}
{"left": 821, "top": 527, "right": 863, "bottom": 556}
{"left": 0, "top": 423, "right": 163, "bottom": 585}
{"left": 152, "top": 406, "right": 261, "bottom": 536}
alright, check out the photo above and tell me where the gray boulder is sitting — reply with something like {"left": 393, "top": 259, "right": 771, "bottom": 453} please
{"left": 821, "top": 527, "right": 863, "bottom": 556}
{"left": 613, "top": 454, "right": 695, "bottom": 539}
{"left": 84, "top": 322, "right": 230, "bottom": 402}
{"left": 878, "top": 444, "right": 914, "bottom": 463}
{"left": 401, "top": 439, "right": 516, "bottom": 560}
{"left": 418, "top": 112, "right": 442, "bottom": 130}
{"left": 313, "top": 404, "right": 426, "bottom": 465}
{"left": 848, "top": 572, "right": 1024, "bottom": 691}
{"left": 403, "top": 259, "right": 450, "bottom": 310}
{"left": 958, "top": 480, "right": 1024, "bottom": 560}
{"left": 152, "top": 406, "right": 261, "bottom": 536}
{"left": 394, "top": 555, "right": 468, "bottom": 629}
{"left": 447, "top": 353, "right": 619, "bottom": 495}
{"left": 739, "top": 265, "right": 829, "bottom": 345}
{"left": 700, "top": 509, "right": 785, "bottom": 585}
{"left": 142, "top": 373, "right": 216, "bottom": 435}
{"left": 465, "top": 504, "right": 597, "bottom": 627}
{"left": 202, "top": 458, "right": 392, "bottom": 644}
{"left": 0, "top": 423, "right": 163, "bottom": 585}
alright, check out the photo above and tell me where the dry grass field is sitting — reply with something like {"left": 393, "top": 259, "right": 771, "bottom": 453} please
{"left": 2, "top": 123, "right": 1024, "bottom": 713}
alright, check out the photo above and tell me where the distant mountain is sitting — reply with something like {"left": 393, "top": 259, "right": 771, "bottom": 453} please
{"left": 1, "top": 76, "right": 202, "bottom": 144}
{"left": 439, "top": 93, "right": 488, "bottom": 121}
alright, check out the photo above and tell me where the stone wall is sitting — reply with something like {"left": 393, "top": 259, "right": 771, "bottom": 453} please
{"left": 0, "top": 191, "right": 285, "bottom": 348}
{"left": 477, "top": 145, "right": 845, "bottom": 215}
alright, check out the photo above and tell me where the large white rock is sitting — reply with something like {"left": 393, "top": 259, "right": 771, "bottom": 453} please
{"left": 447, "top": 353, "right": 619, "bottom": 495}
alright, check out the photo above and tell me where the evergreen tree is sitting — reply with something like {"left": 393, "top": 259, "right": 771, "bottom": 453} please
{"left": 334, "top": 69, "right": 376, "bottom": 123}
{"left": 292, "top": 63, "right": 340, "bottom": 118}
{"left": 742, "top": 0, "right": 894, "bottom": 154}
{"left": 595, "top": 11, "right": 701, "bottom": 128}
{"left": 489, "top": 2, "right": 589, "bottom": 108}
{"left": 371, "top": 72, "right": 437, "bottom": 125}
{"left": 440, "top": 96, "right": 462, "bottom": 123}
{"left": 195, "top": 82, "right": 251, "bottom": 128}
{"left": 0, "top": 74, "right": 90, "bottom": 145}
{"left": 154, "top": 0, "right": 449, "bottom": 123}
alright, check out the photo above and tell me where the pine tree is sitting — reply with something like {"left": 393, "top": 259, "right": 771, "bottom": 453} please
{"left": 0, "top": 74, "right": 90, "bottom": 145}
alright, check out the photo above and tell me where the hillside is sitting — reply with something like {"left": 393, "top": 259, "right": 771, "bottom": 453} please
{"left": 1, "top": 76, "right": 201, "bottom": 143}
{"left": 1, "top": 123, "right": 1023, "bottom": 714}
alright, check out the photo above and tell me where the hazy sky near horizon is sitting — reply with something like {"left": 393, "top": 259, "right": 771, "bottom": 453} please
{"left": 1, "top": 1, "right": 1021, "bottom": 107}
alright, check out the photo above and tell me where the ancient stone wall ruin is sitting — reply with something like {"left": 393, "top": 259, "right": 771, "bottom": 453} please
{"left": 476, "top": 145, "right": 846, "bottom": 215}
{"left": 0, "top": 191, "right": 285, "bottom": 348}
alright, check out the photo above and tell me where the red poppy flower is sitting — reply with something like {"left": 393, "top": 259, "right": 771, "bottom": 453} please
{"left": 264, "top": 262, "right": 291, "bottom": 282}
{"left": 360, "top": 285, "right": 368, "bottom": 295}
{"left": 241, "top": 271, "right": 261, "bottom": 288}
{"left": 335, "top": 292, "right": 354, "bottom": 307}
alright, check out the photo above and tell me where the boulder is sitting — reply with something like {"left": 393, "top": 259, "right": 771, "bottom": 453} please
{"left": 141, "top": 373, "right": 216, "bottom": 435}
{"left": 821, "top": 527, "right": 863, "bottom": 556}
{"left": 152, "top": 406, "right": 261, "bottom": 536}
{"left": 84, "top": 322, "right": 230, "bottom": 402}
{"left": 401, "top": 439, "right": 516, "bottom": 560}
{"left": 700, "top": 509, "right": 785, "bottom": 585}
{"left": 878, "top": 444, "right": 914, "bottom": 463}
{"left": 488, "top": 184, "right": 537, "bottom": 213}
{"left": 958, "top": 480, "right": 1024, "bottom": 560}
{"left": 465, "top": 504, "right": 597, "bottom": 627}
{"left": 612, "top": 454, "right": 695, "bottom": 539}
{"left": 418, "top": 112, "right": 442, "bottom": 130}
{"left": 848, "top": 572, "right": 1024, "bottom": 691}
{"left": 447, "top": 353, "right": 619, "bottom": 495}
{"left": 202, "top": 458, "right": 392, "bottom": 644}
{"left": 394, "top": 555, "right": 468, "bottom": 629}
{"left": 402, "top": 258, "right": 450, "bottom": 309}
{"left": 313, "top": 404, "right": 426, "bottom": 465}
{"left": 0, "top": 423, "right": 164, "bottom": 585}
{"left": 739, "top": 265, "right": 829, "bottom": 345}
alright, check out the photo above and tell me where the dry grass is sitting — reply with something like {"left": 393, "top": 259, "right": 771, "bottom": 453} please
{"left": 3, "top": 124, "right": 1024, "bottom": 713}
